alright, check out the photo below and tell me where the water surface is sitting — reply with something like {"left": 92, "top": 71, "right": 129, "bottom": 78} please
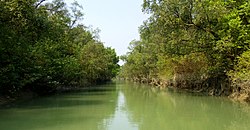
{"left": 0, "top": 82, "right": 250, "bottom": 130}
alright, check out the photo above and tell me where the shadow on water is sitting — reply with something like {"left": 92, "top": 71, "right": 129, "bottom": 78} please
{"left": 0, "top": 82, "right": 120, "bottom": 130}
{"left": 0, "top": 99, "right": 109, "bottom": 109}
{"left": 0, "top": 83, "right": 117, "bottom": 109}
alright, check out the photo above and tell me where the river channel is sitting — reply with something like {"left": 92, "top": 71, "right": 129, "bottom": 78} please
{"left": 0, "top": 81, "right": 250, "bottom": 130}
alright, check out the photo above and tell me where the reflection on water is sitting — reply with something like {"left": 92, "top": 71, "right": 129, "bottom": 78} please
{"left": 106, "top": 91, "right": 138, "bottom": 130}
{"left": 121, "top": 83, "right": 250, "bottom": 130}
{"left": 0, "top": 81, "right": 250, "bottom": 130}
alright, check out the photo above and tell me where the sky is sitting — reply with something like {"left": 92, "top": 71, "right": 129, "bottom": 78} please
{"left": 65, "top": 0, "right": 149, "bottom": 57}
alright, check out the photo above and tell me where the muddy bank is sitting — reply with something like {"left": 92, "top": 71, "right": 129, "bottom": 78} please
{"left": 0, "top": 90, "right": 38, "bottom": 106}
{"left": 0, "top": 84, "right": 108, "bottom": 106}
{"left": 0, "top": 97, "right": 14, "bottom": 106}
{"left": 122, "top": 76, "right": 250, "bottom": 103}
{"left": 229, "top": 80, "right": 250, "bottom": 102}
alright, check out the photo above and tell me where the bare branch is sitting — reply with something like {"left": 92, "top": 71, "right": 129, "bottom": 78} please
{"left": 35, "top": 0, "right": 46, "bottom": 8}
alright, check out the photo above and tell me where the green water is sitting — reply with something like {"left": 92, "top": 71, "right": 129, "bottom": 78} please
{"left": 0, "top": 82, "right": 250, "bottom": 130}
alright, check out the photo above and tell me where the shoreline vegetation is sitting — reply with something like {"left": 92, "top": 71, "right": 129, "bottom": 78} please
{"left": 119, "top": 0, "right": 250, "bottom": 103}
{"left": 0, "top": 0, "right": 119, "bottom": 105}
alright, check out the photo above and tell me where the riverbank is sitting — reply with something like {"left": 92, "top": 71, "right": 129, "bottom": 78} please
{"left": 0, "top": 82, "right": 112, "bottom": 106}
{"left": 0, "top": 97, "right": 14, "bottom": 106}
{"left": 121, "top": 77, "right": 250, "bottom": 103}
{"left": 0, "top": 90, "right": 38, "bottom": 106}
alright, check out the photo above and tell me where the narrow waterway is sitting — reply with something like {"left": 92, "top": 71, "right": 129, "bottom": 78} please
{"left": 0, "top": 81, "right": 250, "bottom": 130}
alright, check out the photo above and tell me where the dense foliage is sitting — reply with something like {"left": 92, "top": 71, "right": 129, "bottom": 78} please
{"left": 120, "top": 0, "right": 250, "bottom": 100}
{"left": 0, "top": 0, "right": 119, "bottom": 96}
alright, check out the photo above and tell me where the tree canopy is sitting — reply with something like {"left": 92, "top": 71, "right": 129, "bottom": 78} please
{"left": 0, "top": 0, "right": 119, "bottom": 96}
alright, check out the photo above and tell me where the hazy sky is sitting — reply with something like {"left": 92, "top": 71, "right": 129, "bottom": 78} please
{"left": 65, "top": 0, "right": 148, "bottom": 56}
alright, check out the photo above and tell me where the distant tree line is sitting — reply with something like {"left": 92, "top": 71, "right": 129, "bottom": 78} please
{"left": 0, "top": 0, "right": 119, "bottom": 96}
{"left": 120, "top": 0, "right": 250, "bottom": 101}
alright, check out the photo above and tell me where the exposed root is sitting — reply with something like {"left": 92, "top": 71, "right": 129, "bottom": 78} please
{"left": 229, "top": 81, "right": 250, "bottom": 102}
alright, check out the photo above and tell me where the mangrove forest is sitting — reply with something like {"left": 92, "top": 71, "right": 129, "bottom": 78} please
{"left": 0, "top": 0, "right": 119, "bottom": 98}
{"left": 119, "top": 0, "right": 250, "bottom": 102}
